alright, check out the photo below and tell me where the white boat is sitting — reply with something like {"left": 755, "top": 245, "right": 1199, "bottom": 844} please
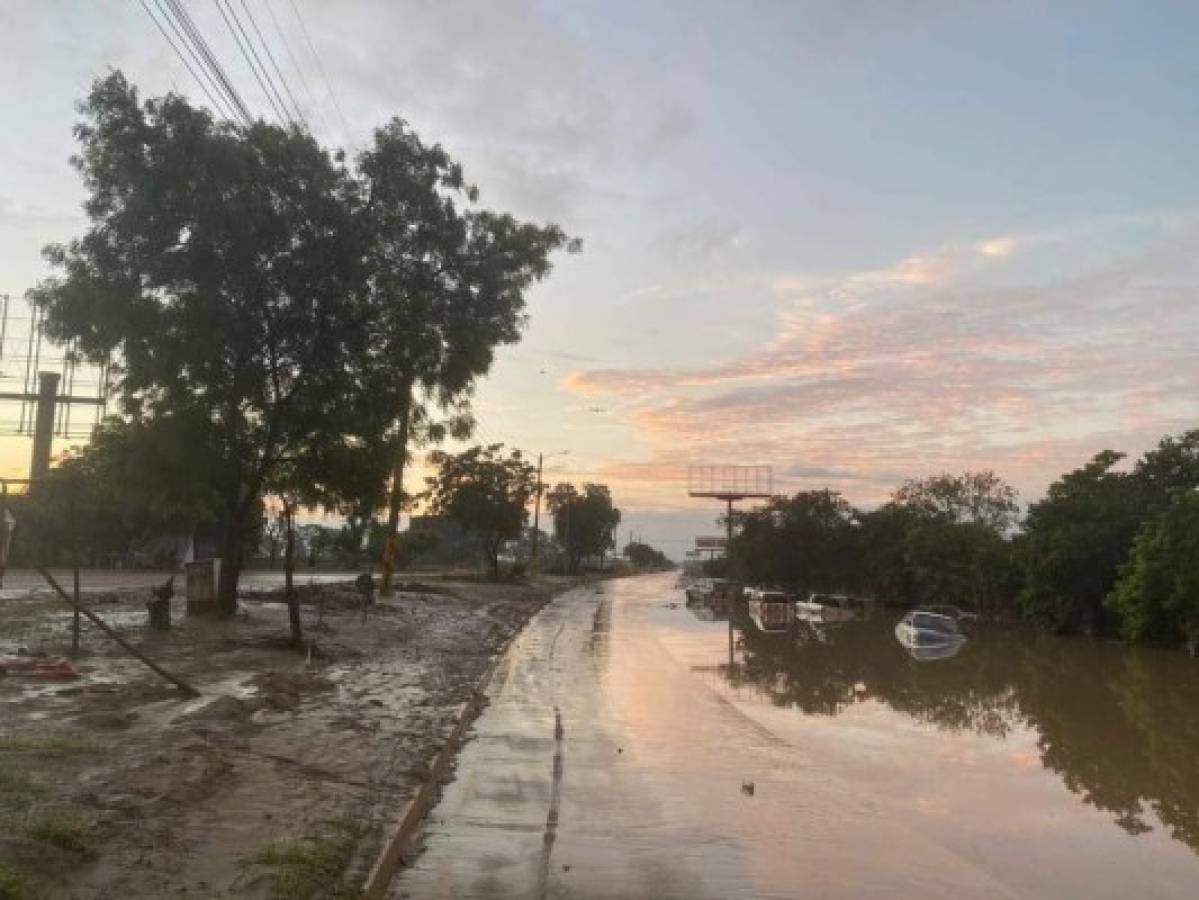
{"left": 746, "top": 588, "right": 792, "bottom": 632}
{"left": 894, "top": 610, "right": 966, "bottom": 658}
{"left": 794, "top": 593, "right": 858, "bottom": 623}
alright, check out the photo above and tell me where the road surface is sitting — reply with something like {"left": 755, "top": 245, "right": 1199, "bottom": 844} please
{"left": 391, "top": 573, "right": 1198, "bottom": 899}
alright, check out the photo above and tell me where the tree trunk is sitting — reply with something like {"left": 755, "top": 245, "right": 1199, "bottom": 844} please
{"left": 380, "top": 383, "right": 413, "bottom": 597}
{"left": 216, "top": 516, "right": 245, "bottom": 617}
{"left": 283, "top": 498, "right": 302, "bottom": 650}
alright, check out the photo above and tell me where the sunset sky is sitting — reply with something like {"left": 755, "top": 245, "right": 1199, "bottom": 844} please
{"left": 1, "top": 1, "right": 1197, "bottom": 555}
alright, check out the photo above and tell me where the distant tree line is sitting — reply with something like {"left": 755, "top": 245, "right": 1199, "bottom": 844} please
{"left": 722, "top": 429, "right": 1199, "bottom": 652}
{"left": 623, "top": 541, "right": 673, "bottom": 570}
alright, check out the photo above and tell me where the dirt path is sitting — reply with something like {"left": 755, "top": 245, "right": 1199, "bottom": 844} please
{"left": 0, "top": 574, "right": 582, "bottom": 899}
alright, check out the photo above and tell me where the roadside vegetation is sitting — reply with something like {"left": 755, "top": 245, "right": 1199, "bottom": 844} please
{"left": 16, "top": 69, "right": 578, "bottom": 648}
{"left": 720, "top": 428, "right": 1199, "bottom": 651}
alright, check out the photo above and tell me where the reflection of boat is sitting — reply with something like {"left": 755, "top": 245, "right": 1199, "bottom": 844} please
{"left": 895, "top": 610, "right": 966, "bottom": 659}
{"left": 903, "top": 640, "right": 965, "bottom": 661}
{"left": 687, "top": 579, "right": 742, "bottom": 612}
{"left": 794, "top": 593, "right": 859, "bottom": 623}
{"left": 746, "top": 588, "right": 792, "bottom": 633}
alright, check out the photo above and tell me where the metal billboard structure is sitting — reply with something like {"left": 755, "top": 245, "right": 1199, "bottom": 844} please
{"left": 0, "top": 294, "right": 111, "bottom": 484}
{"left": 687, "top": 465, "right": 773, "bottom": 564}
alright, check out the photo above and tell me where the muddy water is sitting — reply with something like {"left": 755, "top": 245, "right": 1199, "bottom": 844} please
{"left": 393, "top": 574, "right": 1199, "bottom": 899}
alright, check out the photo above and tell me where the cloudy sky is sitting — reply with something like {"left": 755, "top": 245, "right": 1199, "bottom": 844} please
{"left": 1, "top": 1, "right": 1197, "bottom": 554}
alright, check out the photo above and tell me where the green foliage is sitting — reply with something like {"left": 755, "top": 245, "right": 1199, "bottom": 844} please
{"left": 892, "top": 470, "right": 1019, "bottom": 531}
{"left": 0, "top": 733, "right": 102, "bottom": 755}
{"left": 31, "top": 72, "right": 574, "bottom": 612}
{"left": 730, "top": 491, "right": 857, "bottom": 594}
{"left": 1109, "top": 491, "right": 1199, "bottom": 651}
{"left": 16, "top": 414, "right": 221, "bottom": 566}
{"left": 1019, "top": 451, "right": 1149, "bottom": 634}
{"left": 19, "top": 812, "right": 94, "bottom": 858}
{"left": 250, "top": 817, "right": 367, "bottom": 900}
{"left": 624, "top": 541, "right": 672, "bottom": 569}
{"left": 425, "top": 444, "right": 536, "bottom": 577}
{"left": 0, "top": 863, "right": 31, "bottom": 900}
{"left": 546, "top": 482, "right": 621, "bottom": 573}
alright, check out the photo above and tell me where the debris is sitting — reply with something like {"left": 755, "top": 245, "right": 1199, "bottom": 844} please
{"left": 741, "top": 780, "right": 755, "bottom": 796}
{"left": 0, "top": 656, "right": 79, "bottom": 680}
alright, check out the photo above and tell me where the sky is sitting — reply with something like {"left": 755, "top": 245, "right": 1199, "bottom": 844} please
{"left": 1, "top": 1, "right": 1197, "bottom": 557}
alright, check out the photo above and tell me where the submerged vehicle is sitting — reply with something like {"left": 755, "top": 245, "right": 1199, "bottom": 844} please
{"left": 794, "top": 592, "right": 858, "bottom": 623}
{"left": 687, "top": 579, "right": 741, "bottom": 612}
{"left": 895, "top": 610, "right": 966, "bottom": 658}
{"left": 746, "top": 588, "right": 792, "bottom": 632}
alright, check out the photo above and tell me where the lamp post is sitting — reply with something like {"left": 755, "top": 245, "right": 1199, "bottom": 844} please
{"left": 531, "top": 450, "right": 569, "bottom": 564}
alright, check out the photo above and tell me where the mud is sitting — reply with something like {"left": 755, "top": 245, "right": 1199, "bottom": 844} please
{"left": 0, "top": 573, "right": 579, "bottom": 898}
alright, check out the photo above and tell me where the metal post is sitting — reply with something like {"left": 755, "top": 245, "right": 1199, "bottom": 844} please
{"left": 30, "top": 371, "right": 60, "bottom": 482}
{"left": 71, "top": 566, "right": 81, "bottom": 657}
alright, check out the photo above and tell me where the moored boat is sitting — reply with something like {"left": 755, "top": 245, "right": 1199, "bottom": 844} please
{"left": 746, "top": 587, "right": 792, "bottom": 632}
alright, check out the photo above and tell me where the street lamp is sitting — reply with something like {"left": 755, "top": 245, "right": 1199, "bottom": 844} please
{"left": 531, "top": 450, "right": 570, "bottom": 563}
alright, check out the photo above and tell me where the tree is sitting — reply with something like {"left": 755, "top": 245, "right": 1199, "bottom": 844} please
{"left": 1133, "top": 429, "right": 1199, "bottom": 511}
{"left": 730, "top": 491, "right": 857, "bottom": 594}
{"left": 547, "top": 483, "right": 621, "bottom": 574}
{"left": 1108, "top": 491, "right": 1199, "bottom": 654}
{"left": 31, "top": 73, "right": 367, "bottom": 615}
{"left": 892, "top": 471, "right": 1019, "bottom": 532}
{"left": 1019, "top": 451, "right": 1147, "bottom": 634}
{"left": 354, "top": 121, "right": 575, "bottom": 593}
{"left": 425, "top": 445, "right": 536, "bottom": 578}
{"left": 17, "top": 414, "right": 221, "bottom": 567}
{"left": 624, "top": 541, "right": 672, "bottom": 570}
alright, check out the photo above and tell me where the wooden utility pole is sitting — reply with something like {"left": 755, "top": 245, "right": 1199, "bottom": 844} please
{"left": 531, "top": 452, "right": 544, "bottom": 562}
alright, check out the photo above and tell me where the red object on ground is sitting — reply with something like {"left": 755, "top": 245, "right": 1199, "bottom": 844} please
{"left": 0, "top": 656, "right": 80, "bottom": 679}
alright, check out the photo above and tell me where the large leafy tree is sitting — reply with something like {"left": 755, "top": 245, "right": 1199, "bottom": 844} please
{"left": 354, "top": 121, "right": 574, "bottom": 593}
{"left": 1019, "top": 450, "right": 1148, "bottom": 634}
{"left": 425, "top": 444, "right": 536, "bottom": 578}
{"left": 730, "top": 491, "right": 857, "bottom": 594}
{"left": 546, "top": 483, "right": 621, "bottom": 574}
{"left": 31, "top": 73, "right": 366, "bottom": 614}
{"left": 1108, "top": 491, "right": 1199, "bottom": 653}
{"left": 892, "top": 470, "right": 1019, "bottom": 532}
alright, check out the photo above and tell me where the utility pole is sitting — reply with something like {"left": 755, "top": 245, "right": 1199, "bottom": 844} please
{"left": 530, "top": 450, "right": 568, "bottom": 566}
{"left": 531, "top": 452, "right": 544, "bottom": 562}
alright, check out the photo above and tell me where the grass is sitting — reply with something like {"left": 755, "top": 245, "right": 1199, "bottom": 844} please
{"left": 250, "top": 817, "right": 369, "bottom": 900}
{"left": 19, "top": 811, "right": 94, "bottom": 858}
{"left": 0, "top": 770, "right": 46, "bottom": 813}
{"left": 0, "top": 862, "right": 32, "bottom": 900}
{"left": 0, "top": 733, "right": 102, "bottom": 756}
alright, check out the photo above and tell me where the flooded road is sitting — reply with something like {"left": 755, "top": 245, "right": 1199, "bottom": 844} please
{"left": 393, "top": 574, "right": 1199, "bottom": 899}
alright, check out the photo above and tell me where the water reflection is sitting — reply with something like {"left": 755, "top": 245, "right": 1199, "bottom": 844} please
{"left": 727, "top": 614, "right": 1199, "bottom": 853}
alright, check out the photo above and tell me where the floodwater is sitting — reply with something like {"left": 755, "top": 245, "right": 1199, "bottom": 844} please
{"left": 393, "top": 574, "right": 1199, "bottom": 899}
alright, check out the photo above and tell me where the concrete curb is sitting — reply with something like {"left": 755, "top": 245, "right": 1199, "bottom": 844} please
{"left": 359, "top": 613, "right": 526, "bottom": 899}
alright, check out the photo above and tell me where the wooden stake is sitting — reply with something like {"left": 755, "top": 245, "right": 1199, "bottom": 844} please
{"left": 38, "top": 568, "right": 198, "bottom": 696}
{"left": 71, "top": 565, "right": 80, "bottom": 657}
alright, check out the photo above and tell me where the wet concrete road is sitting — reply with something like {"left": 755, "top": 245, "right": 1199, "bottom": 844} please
{"left": 392, "top": 574, "right": 1199, "bottom": 899}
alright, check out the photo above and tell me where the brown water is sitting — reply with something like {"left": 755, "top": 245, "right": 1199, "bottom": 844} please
{"left": 395, "top": 574, "right": 1199, "bottom": 898}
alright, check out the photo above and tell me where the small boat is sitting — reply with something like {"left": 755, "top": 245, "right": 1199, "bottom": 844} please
{"left": 923, "top": 604, "right": 979, "bottom": 628}
{"left": 794, "top": 592, "right": 858, "bottom": 623}
{"left": 894, "top": 610, "right": 966, "bottom": 658}
{"left": 746, "top": 588, "right": 792, "bottom": 633}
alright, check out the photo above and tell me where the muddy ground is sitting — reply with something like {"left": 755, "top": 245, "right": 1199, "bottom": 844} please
{"left": 0, "top": 573, "right": 580, "bottom": 899}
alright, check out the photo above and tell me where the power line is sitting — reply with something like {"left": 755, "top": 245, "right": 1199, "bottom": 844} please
{"left": 163, "top": 0, "right": 255, "bottom": 124}
{"left": 261, "top": 0, "right": 332, "bottom": 136}
{"left": 139, "top": 0, "right": 236, "bottom": 120}
{"left": 214, "top": 0, "right": 290, "bottom": 126}
{"left": 287, "top": 0, "right": 355, "bottom": 148}
{"left": 241, "top": 0, "right": 306, "bottom": 126}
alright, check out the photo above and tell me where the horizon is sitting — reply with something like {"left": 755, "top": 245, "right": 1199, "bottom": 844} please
{"left": 2, "top": 1, "right": 1197, "bottom": 556}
